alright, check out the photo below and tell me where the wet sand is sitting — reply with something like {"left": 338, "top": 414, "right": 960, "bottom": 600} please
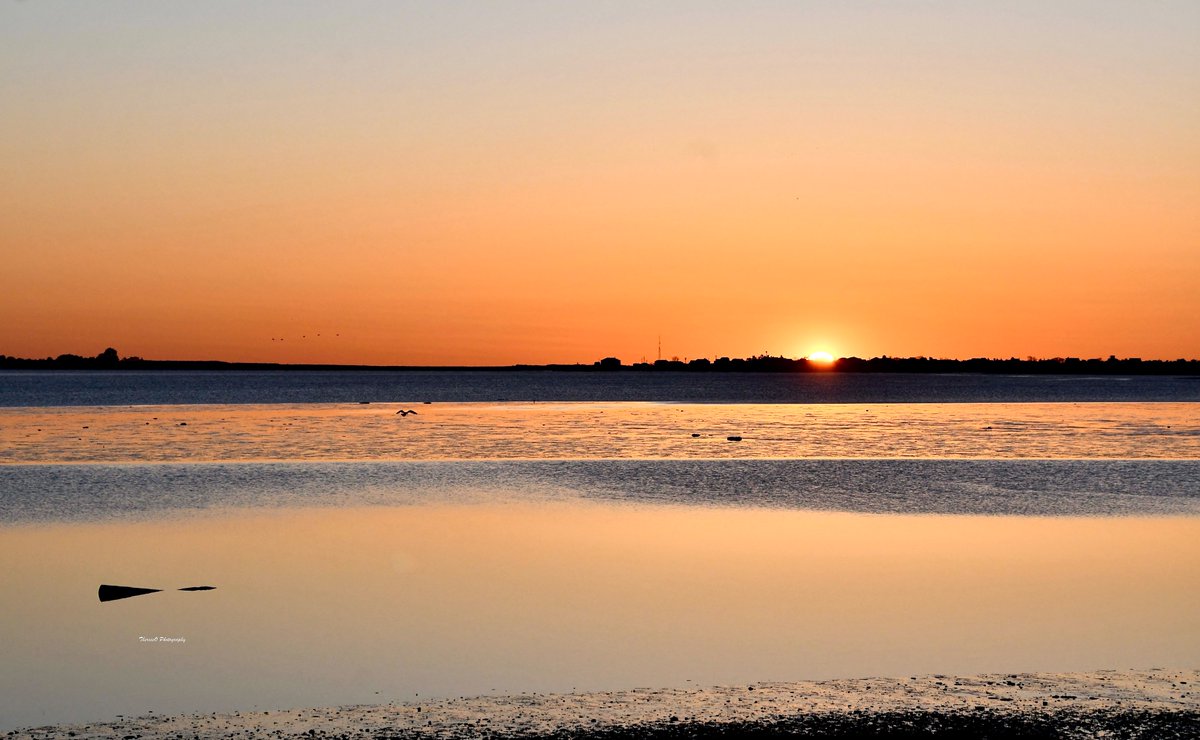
{"left": 12, "top": 670, "right": 1198, "bottom": 739}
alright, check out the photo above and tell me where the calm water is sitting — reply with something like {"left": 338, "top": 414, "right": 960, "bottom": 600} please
{"left": 1, "top": 375, "right": 1197, "bottom": 730}
{"left": 3, "top": 369, "right": 1199, "bottom": 406}
{"left": 3, "top": 505, "right": 1197, "bottom": 730}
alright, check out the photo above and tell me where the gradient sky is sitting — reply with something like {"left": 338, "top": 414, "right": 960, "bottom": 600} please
{"left": 3, "top": 1, "right": 1197, "bottom": 364}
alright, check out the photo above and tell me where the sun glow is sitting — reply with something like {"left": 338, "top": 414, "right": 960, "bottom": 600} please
{"left": 808, "top": 351, "right": 836, "bottom": 365}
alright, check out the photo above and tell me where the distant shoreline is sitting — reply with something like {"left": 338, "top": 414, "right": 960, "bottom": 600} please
{"left": 3, "top": 350, "right": 1199, "bottom": 376}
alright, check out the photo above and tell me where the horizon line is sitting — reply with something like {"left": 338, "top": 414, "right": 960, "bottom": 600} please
{"left": 4, "top": 350, "right": 1200, "bottom": 370}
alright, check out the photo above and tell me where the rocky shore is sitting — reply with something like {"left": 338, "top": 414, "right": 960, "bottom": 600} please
{"left": 11, "top": 669, "right": 1197, "bottom": 739}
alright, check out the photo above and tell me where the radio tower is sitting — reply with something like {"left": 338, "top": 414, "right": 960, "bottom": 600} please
{"left": 657, "top": 335, "right": 661, "bottom": 362}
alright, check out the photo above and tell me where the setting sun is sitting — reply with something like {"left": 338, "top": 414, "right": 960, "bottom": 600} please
{"left": 808, "top": 351, "right": 836, "bottom": 365}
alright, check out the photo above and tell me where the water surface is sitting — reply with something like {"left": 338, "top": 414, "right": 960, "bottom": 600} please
{"left": 3, "top": 504, "right": 1197, "bottom": 731}
{"left": 3, "top": 401, "right": 1198, "bottom": 464}
{"left": 2, "top": 396, "right": 1197, "bottom": 731}
{"left": 3, "top": 369, "right": 1198, "bottom": 406}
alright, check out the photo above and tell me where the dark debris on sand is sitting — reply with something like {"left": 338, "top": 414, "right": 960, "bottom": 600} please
{"left": 14, "top": 671, "right": 1199, "bottom": 740}
{"left": 123, "top": 708, "right": 1200, "bottom": 740}
{"left": 518, "top": 709, "right": 1200, "bottom": 740}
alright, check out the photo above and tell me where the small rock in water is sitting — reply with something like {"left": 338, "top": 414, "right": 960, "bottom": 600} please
{"left": 727, "top": 436, "right": 743, "bottom": 441}
{"left": 691, "top": 433, "right": 701, "bottom": 438}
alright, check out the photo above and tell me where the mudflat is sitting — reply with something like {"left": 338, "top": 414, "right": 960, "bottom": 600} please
{"left": 13, "top": 670, "right": 1198, "bottom": 739}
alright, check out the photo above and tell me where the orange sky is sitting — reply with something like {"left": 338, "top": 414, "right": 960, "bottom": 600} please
{"left": 2, "top": 2, "right": 1197, "bottom": 364}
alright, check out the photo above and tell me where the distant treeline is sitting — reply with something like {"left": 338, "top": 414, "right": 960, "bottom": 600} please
{"left": 579, "top": 355, "right": 1200, "bottom": 375}
{"left": 3, "top": 348, "right": 1199, "bottom": 375}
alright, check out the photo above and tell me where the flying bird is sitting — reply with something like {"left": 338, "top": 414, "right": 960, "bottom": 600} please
{"left": 396, "top": 409, "right": 419, "bottom": 417}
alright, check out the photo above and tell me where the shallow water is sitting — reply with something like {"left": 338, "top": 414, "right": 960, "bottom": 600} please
{"left": 3, "top": 401, "right": 1198, "bottom": 464}
{"left": 3, "top": 504, "right": 1198, "bottom": 731}
{"left": 2, "top": 398, "right": 1197, "bottom": 731}
{"left": 3, "top": 369, "right": 1199, "bottom": 406}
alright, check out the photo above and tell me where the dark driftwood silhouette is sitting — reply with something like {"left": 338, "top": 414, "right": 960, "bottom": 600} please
{"left": 98, "top": 585, "right": 161, "bottom": 602}
{"left": 98, "top": 584, "right": 216, "bottom": 602}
